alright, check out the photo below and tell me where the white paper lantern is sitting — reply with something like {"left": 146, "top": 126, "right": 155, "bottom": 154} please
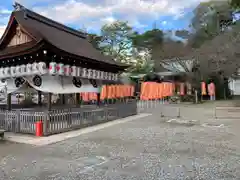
{"left": 88, "top": 69, "right": 93, "bottom": 78}
{"left": 26, "top": 63, "right": 32, "bottom": 75}
{"left": 85, "top": 68, "right": 89, "bottom": 78}
{"left": 101, "top": 71, "right": 105, "bottom": 80}
{"left": 107, "top": 72, "right": 111, "bottom": 80}
{"left": 32, "top": 63, "right": 38, "bottom": 74}
{"left": 15, "top": 66, "right": 21, "bottom": 75}
{"left": 82, "top": 68, "right": 87, "bottom": 77}
{"left": 102, "top": 71, "right": 106, "bottom": 79}
{"left": 100, "top": 71, "right": 103, "bottom": 79}
{"left": 104, "top": 72, "right": 108, "bottom": 80}
{"left": 57, "top": 63, "right": 64, "bottom": 75}
{"left": 113, "top": 73, "right": 116, "bottom": 81}
{"left": 10, "top": 66, "right": 16, "bottom": 77}
{"left": 108, "top": 73, "right": 111, "bottom": 80}
{"left": 76, "top": 67, "right": 81, "bottom": 77}
{"left": 4, "top": 67, "right": 10, "bottom": 77}
{"left": 112, "top": 73, "right": 115, "bottom": 81}
{"left": 38, "top": 62, "right": 47, "bottom": 74}
{"left": 114, "top": 74, "right": 117, "bottom": 81}
{"left": 112, "top": 74, "right": 116, "bottom": 81}
{"left": 49, "top": 62, "right": 57, "bottom": 75}
{"left": 110, "top": 73, "right": 113, "bottom": 81}
{"left": 92, "top": 69, "right": 96, "bottom": 79}
{"left": 106, "top": 72, "right": 109, "bottom": 80}
{"left": 115, "top": 74, "right": 119, "bottom": 81}
{"left": 0, "top": 68, "right": 4, "bottom": 77}
{"left": 71, "top": 66, "right": 77, "bottom": 76}
{"left": 95, "top": 70, "right": 100, "bottom": 79}
{"left": 0, "top": 68, "right": 6, "bottom": 78}
{"left": 64, "top": 65, "right": 71, "bottom": 76}
{"left": 20, "top": 64, "right": 27, "bottom": 75}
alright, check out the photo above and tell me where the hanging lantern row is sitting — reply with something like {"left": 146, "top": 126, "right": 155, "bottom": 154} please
{"left": 0, "top": 62, "right": 120, "bottom": 81}
{"left": 0, "top": 62, "right": 47, "bottom": 79}
{"left": 48, "top": 62, "right": 119, "bottom": 81}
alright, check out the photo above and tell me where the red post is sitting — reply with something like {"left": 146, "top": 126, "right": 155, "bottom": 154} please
{"left": 35, "top": 121, "right": 43, "bottom": 137}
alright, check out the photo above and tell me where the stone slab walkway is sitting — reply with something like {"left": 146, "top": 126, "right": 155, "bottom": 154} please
{"left": 4, "top": 113, "right": 151, "bottom": 146}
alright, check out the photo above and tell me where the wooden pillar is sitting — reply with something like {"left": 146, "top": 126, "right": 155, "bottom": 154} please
{"left": 76, "top": 93, "right": 80, "bottom": 107}
{"left": 97, "top": 93, "right": 100, "bottom": 107}
{"left": 38, "top": 91, "right": 42, "bottom": 106}
{"left": 7, "top": 93, "right": 11, "bottom": 110}
{"left": 47, "top": 93, "right": 52, "bottom": 111}
{"left": 62, "top": 94, "right": 65, "bottom": 105}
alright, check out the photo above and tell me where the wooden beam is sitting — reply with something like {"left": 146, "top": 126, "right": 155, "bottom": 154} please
{"left": 76, "top": 93, "right": 80, "bottom": 107}
{"left": 7, "top": 93, "right": 11, "bottom": 110}
{"left": 38, "top": 91, "right": 42, "bottom": 105}
{"left": 97, "top": 93, "right": 100, "bottom": 107}
{"left": 47, "top": 93, "right": 52, "bottom": 111}
{"left": 61, "top": 94, "right": 65, "bottom": 105}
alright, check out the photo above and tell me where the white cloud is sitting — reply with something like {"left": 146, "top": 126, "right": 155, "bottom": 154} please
{"left": 0, "top": 9, "right": 11, "bottom": 14}
{"left": 3, "top": 0, "right": 211, "bottom": 32}
{"left": 0, "top": 26, "right": 6, "bottom": 38}
{"left": 162, "top": 21, "right": 167, "bottom": 25}
{"left": 29, "top": 0, "right": 209, "bottom": 29}
{"left": 102, "top": 16, "right": 116, "bottom": 24}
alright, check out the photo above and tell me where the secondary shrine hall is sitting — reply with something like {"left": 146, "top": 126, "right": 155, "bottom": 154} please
{"left": 0, "top": 3, "right": 137, "bottom": 136}
{"left": 0, "top": 3, "right": 130, "bottom": 110}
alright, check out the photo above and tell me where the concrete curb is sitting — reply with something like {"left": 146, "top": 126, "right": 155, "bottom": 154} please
{"left": 4, "top": 113, "right": 151, "bottom": 146}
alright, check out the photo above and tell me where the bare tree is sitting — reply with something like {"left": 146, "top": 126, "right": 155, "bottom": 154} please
{"left": 188, "top": 22, "right": 240, "bottom": 79}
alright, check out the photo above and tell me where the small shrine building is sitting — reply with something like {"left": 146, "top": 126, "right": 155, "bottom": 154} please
{"left": 0, "top": 3, "right": 128, "bottom": 110}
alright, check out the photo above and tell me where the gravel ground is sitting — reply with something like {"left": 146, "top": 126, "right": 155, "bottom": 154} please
{"left": 1, "top": 104, "right": 240, "bottom": 179}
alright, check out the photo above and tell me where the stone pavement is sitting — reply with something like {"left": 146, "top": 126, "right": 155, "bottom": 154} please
{"left": 4, "top": 113, "right": 151, "bottom": 146}
{"left": 1, "top": 105, "right": 240, "bottom": 179}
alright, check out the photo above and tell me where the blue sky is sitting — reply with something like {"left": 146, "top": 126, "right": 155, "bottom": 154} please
{"left": 0, "top": 0, "right": 208, "bottom": 36}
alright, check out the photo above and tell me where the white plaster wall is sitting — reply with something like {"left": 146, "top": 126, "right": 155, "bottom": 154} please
{"left": 229, "top": 78, "right": 240, "bottom": 95}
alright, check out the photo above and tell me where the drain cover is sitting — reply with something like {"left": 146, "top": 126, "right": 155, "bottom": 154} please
{"left": 68, "top": 156, "right": 108, "bottom": 170}
{"left": 201, "top": 123, "right": 224, "bottom": 128}
{"left": 167, "top": 119, "right": 197, "bottom": 124}
{"left": 81, "top": 156, "right": 106, "bottom": 167}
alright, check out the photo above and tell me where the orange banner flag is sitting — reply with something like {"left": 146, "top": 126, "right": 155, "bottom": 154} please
{"left": 140, "top": 83, "right": 146, "bottom": 100}
{"left": 119, "top": 85, "right": 123, "bottom": 98}
{"left": 201, "top": 82, "right": 206, "bottom": 95}
{"left": 130, "top": 86, "right": 134, "bottom": 97}
{"left": 162, "top": 83, "right": 165, "bottom": 97}
{"left": 92, "top": 93, "right": 97, "bottom": 100}
{"left": 168, "top": 83, "right": 172, "bottom": 96}
{"left": 123, "top": 85, "right": 127, "bottom": 97}
{"left": 111, "top": 85, "right": 115, "bottom": 99}
{"left": 180, "top": 83, "right": 185, "bottom": 96}
{"left": 148, "top": 83, "right": 153, "bottom": 100}
{"left": 88, "top": 92, "right": 93, "bottom": 101}
{"left": 108, "top": 85, "right": 114, "bottom": 99}
{"left": 115, "top": 85, "right": 120, "bottom": 98}
{"left": 127, "top": 85, "right": 131, "bottom": 97}
{"left": 166, "top": 83, "right": 169, "bottom": 97}
{"left": 153, "top": 83, "right": 158, "bottom": 99}
{"left": 158, "top": 83, "right": 161, "bottom": 98}
{"left": 141, "top": 82, "right": 149, "bottom": 100}
{"left": 208, "top": 82, "right": 215, "bottom": 96}
{"left": 82, "top": 92, "right": 89, "bottom": 102}
{"left": 100, "top": 85, "right": 107, "bottom": 100}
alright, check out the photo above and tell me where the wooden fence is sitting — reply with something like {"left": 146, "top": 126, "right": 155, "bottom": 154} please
{"left": 0, "top": 100, "right": 137, "bottom": 136}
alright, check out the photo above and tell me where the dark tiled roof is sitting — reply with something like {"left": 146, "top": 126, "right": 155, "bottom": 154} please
{"left": 0, "top": 41, "right": 43, "bottom": 59}
{"left": 154, "top": 64, "right": 170, "bottom": 72}
{"left": 1, "top": 6, "right": 128, "bottom": 68}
